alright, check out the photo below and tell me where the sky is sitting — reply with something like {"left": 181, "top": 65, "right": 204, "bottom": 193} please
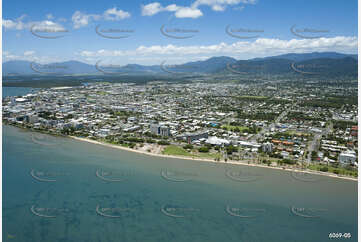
{"left": 2, "top": 0, "right": 358, "bottom": 65}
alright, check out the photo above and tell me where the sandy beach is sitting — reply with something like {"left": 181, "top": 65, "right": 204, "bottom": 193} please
{"left": 69, "top": 136, "right": 357, "bottom": 181}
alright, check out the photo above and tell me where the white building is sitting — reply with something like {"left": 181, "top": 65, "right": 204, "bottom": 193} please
{"left": 338, "top": 150, "right": 357, "bottom": 165}
{"left": 281, "top": 151, "right": 289, "bottom": 158}
{"left": 205, "top": 136, "right": 230, "bottom": 146}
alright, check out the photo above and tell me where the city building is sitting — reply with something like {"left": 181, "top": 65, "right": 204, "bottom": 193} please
{"left": 338, "top": 150, "right": 357, "bottom": 165}
{"left": 262, "top": 142, "right": 273, "bottom": 153}
{"left": 205, "top": 136, "right": 230, "bottom": 146}
{"left": 150, "top": 123, "right": 170, "bottom": 137}
{"left": 178, "top": 131, "right": 209, "bottom": 144}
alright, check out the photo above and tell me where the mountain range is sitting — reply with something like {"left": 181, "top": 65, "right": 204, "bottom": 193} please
{"left": 3, "top": 52, "right": 357, "bottom": 78}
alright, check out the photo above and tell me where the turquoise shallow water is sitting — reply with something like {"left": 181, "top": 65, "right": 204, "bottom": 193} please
{"left": 3, "top": 125, "right": 358, "bottom": 242}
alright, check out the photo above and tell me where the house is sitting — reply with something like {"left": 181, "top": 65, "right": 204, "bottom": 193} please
{"left": 351, "top": 126, "right": 358, "bottom": 137}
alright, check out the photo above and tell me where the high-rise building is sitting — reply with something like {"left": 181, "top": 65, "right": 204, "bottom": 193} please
{"left": 262, "top": 142, "right": 273, "bottom": 153}
{"left": 150, "top": 123, "right": 170, "bottom": 137}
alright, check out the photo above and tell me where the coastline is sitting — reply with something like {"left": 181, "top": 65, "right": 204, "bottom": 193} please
{"left": 69, "top": 135, "right": 358, "bottom": 182}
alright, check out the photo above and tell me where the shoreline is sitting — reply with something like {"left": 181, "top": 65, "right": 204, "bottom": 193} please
{"left": 69, "top": 135, "right": 358, "bottom": 182}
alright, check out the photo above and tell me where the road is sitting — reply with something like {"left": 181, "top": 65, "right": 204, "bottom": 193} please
{"left": 250, "top": 102, "right": 294, "bottom": 142}
{"left": 306, "top": 122, "right": 333, "bottom": 162}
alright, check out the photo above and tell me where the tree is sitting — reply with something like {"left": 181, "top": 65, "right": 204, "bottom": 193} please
{"left": 311, "top": 151, "right": 318, "bottom": 160}
{"left": 183, "top": 144, "right": 193, "bottom": 150}
{"left": 319, "top": 166, "right": 328, "bottom": 172}
{"left": 226, "top": 145, "right": 237, "bottom": 155}
{"left": 157, "top": 140, "right": 170, "bottom": 145}
{"left": 198, "top": 147, "right": 210, "bottom": 153}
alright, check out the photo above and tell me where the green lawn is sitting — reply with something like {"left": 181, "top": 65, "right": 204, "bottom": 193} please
{"left": 307, "top": 164, "right": 358, "bottom": 177}
{"left": 195, "top": 152, "right": 221, "bottom": 160}
{"left": 162, "top": 145, "right": 192, "bottom": 156}
{"left": 221, "top": 125, "right": 249, "bottom": 132}
{"left": 96, "top": 91, "right": 107, "bottom": 95}
{"left": 163, "top": 145, "right": 221, "bottom": 160}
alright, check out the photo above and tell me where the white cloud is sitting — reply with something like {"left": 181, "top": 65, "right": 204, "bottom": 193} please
{"left": 103, "top": 7, "right": 131, "bottom": 21}
{"left": 175, "top": 7, "right": 203, "bottom": 18}
{"left": 211, "top": 5, "right": 226, "bottom": 11}
{"left": 3, "top": 15, "right": 28, "bottom": 30}
{"left": 141, "top": 0, "right": 256, "bottom": 18}
{"left": 24, "top": 50, "right": 35, "bottom": 56}
{"left": 77, "top": 36, "right": 357, "bottom": 61}
{"left": 71, "top": 11, "right": 101, "bottom": 29}
{"left": 3, "top": 19, "right": 22, "bottom": 29}
{"left": 31, "top": 20, "right": 68, "bottom": 33}
{"left": 192, "top": 0, "right": 256, "bottom": 9}
{"left": 191, "top": 0, "right": 256, "bottom": 11}
{"left": 2, "top": 16, "right": 67, "bottom": 33}
{"left": 141, "top": 3, "right": 203, "bottom": 18}
{"left": 4, "top": 36, "right": 356, "bottom": 65}
{"left": 141, "top": 2, "right": 164, "bottom": 16}
{"left": 165, "top": 4, "right": 179, "bottom": 12}
{"left": 71, "top": 8, "right": 131, "bottom": 28}
{"left": 3, "top": 50, "right": 61, "bottom": 63}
